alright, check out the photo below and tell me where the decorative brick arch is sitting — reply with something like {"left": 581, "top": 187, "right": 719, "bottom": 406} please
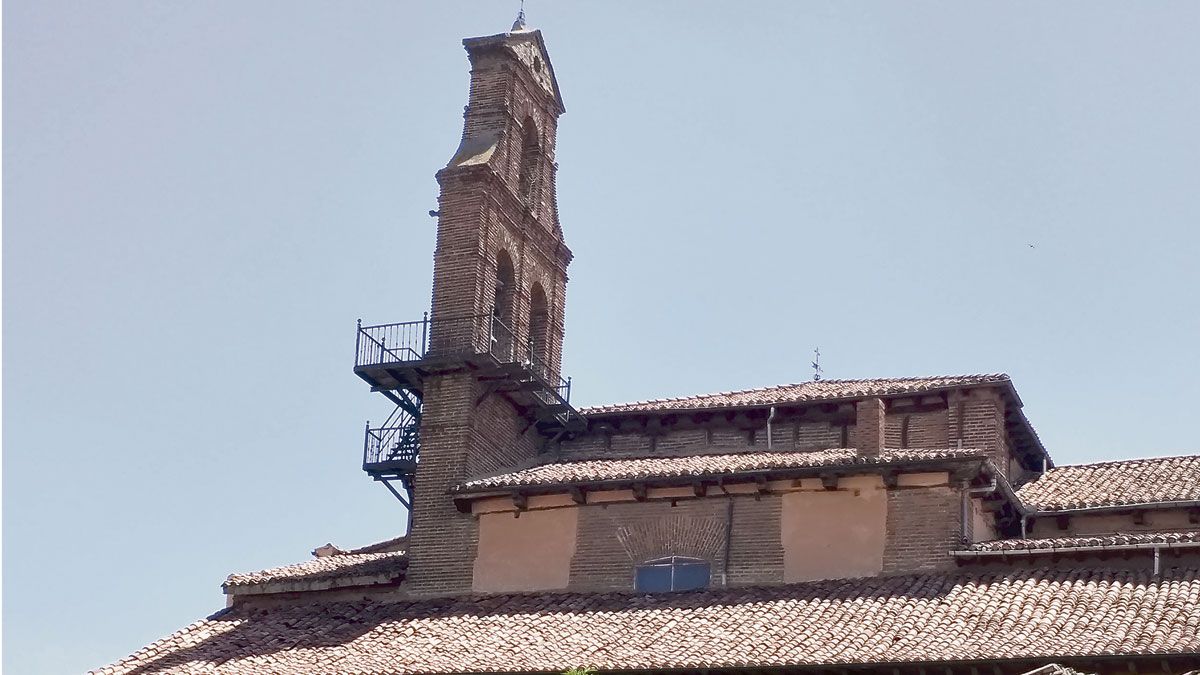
{"left": 615, "top": 514, "right": 726, "bottom": 564}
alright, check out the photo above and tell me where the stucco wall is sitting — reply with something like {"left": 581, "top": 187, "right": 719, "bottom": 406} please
{"left": 466, "top": 471, "right": 976, "bottom": 593}
{"left": 473, "top": 507, "right": 578, "bottom": 593}
{"left": 781, "top": 475, "right": 887, "bottom": 582}
{"left": 971, "top": 497, "right": 997, "bottom": 542}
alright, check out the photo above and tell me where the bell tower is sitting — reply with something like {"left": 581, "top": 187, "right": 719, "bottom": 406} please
{"left": 431, "top": 18, "right": 571, "bottom": 383}
{"left": 351, "top": 20, "right": 583, "bottom": 597}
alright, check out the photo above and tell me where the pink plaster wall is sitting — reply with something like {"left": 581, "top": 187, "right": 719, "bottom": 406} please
{"left": 472, "top": 507, "right": 578, "bottom": 593}
{"left": 780, "top": 476, "right": 887, "bottom": 582}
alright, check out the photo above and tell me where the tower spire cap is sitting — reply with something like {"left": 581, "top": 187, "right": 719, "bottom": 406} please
{"left": 511, "top": 2, "right": 528, "bottom": 32}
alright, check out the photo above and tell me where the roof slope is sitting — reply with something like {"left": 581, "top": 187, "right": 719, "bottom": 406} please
{"left": 95, "top": 567, "right": 1200, "bottom": 674}
{"left": 1017, "top": 454, "right": 1200, "bottom": 511}
{"left": 966, "top": 531, "right": 1200, "bottom": 552}
{"left": 456, "top": 448, "right": 985, "bottom": 492}
{"left": 581, "top": 374, "right": 1011, "bottom": 415}
{"left": 224, "top": 551, "right": 406, "bottom": 594}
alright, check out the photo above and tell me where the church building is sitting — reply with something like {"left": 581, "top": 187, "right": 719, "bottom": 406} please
{"left": 93, "top": 19, "right": 1200, "bottom": 675}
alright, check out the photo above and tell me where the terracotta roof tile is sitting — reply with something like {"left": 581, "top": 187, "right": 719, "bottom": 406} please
{"left": 1016, "top": 454, "right": 1200, "bottom": 512}
{"left": 966, "top": 531, "right": 1200, "bottom": 552}
{"left": 455, "top": 448, "right": 985, "bottom": 492}
{"left": 94, "top": 567, "right": 1200, "bottom": 674}
{"left": 580, "top": 374, "right": 1011, "bottom": 415}
{"left": 223, "top": 550, "right": 407, "bottom": 593}
{"left": 346, "top": 535, "right": 407, "bottom": 555}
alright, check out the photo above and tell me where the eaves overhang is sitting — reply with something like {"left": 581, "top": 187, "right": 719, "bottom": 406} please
{"left": 450, "top": 454, "right": 993, "bottom": 510}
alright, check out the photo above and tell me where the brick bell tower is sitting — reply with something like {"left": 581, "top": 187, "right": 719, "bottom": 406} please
{"left": 353, "top": 18, "right": 582, "bottom": 597}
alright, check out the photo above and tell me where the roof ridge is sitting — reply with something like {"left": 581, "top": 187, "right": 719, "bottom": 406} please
{"left": 580, "top": 373, "right": 1010, "bottom": 412}
{"left": 531, "top": 446, "right": 983, "bottom": 464}
{"left": 346, "top": 535, "right": 408, "bottom": 555}
{"left": 239, "top": 564, "right": 1194, "bottom": 606}
{"left": 456, "top": 448, "right": 989, "bottom": 492}
{"left": 224, "top": 549, "right": 407, "bottom": 588}
{"left": 1049, "top": 452, "right": 1200, "bottom": 470}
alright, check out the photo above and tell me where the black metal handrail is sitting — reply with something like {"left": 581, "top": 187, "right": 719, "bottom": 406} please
{"left": 521, "top": 335, "right": 572, "bottom": 403}
{"left": 355, "top": 314, "right": 429, "bottom": 367}
{"left": 363, "top": 420, "right": 420, "bottom": 469}
{"left": 355, "top": 313, "right": 572, "bottom": 404}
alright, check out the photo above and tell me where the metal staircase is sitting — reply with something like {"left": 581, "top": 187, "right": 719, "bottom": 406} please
{"left": 354, "top": 313, "right": 584, "bottom": 508}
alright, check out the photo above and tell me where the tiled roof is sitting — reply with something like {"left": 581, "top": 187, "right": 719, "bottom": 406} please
{"left": 965, "top": 531, "right": 1200, "bottom": 552}
{"left": 223, "top": 550, "right": 407, "bottom": 593}
{"left": 1017, "top": 454, "right": 1200, "bottom": 512}
{"left": 346, "top": 535, "right": 407, "bottom": 555}
{"left": 580, "top": 374, "right": 1012, "bottom": 415}
{"left": 455, "top": 448, "right": 986, "bottom": 492}
{"left": 95, "top": 567, "right": 1200, "bottom": 674}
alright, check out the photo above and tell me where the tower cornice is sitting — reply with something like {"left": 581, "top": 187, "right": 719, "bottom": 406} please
{"left": 462, "top": 29, "right": 565, "bottom": 115}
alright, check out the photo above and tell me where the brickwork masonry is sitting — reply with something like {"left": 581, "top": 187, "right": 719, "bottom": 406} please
{"left": 407, "top": 30, "right": 572, "bottom": 598}
{"left": 883, "top": 484, "right": 963, "bottom": 573}
{"left": 568, "top": 495, "right": 784, "bottom": 591}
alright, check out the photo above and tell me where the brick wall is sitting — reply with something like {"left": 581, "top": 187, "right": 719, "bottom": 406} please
{"left": 406, "top": 31, "right": 572, "bottom": 598}
{"left": 471, "top": 478, "right": 973, "bottom": 594}
{"left": 852, "top": 398, "right": 885, "bottom": 455}
{"left": 568, "top": 495, "right": 784, "bottom": 592}
{"left": 408, "top": 381, "right": 545, "bottom": 597}
{"left": 726, "top": 496, "right": 786, "bottom": 586}
{"left": 405, "top": 373, "right": 481, "bottom": 596}
{"left": 466, "top": 392, "right": 540, "bottom": 477}
{"left": 882, "top": 484, "right": 963, "bottom": 573}
{"left": 564, "top": 399, "right": 971, "bottom": 459}
{"left": 884, "top": 409, "right": 949, "bottom": 448}
{"left": 435, "top": 36, "right": 570, "bottom": 375}
{"left": 558, "top": 421, "right": 845, "bottom": 459}
{"left": 948, "top": 388, "right": 1009, "bottom": 477}
{"left": 1030, "top": 509, "right": 1200, "bottom": 537}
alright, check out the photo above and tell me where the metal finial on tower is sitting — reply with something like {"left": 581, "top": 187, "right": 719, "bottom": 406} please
{"left": 511, "top": 0, "right": 527, "bottom": 31}
{"left": 811, "top": 347, "right": 823, "bottom": 382}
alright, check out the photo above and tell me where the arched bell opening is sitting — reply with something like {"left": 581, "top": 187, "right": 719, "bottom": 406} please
{"left": 492, "top": 249, "right": 518, "bottom": 360}
{"left": 517, "top": 118, "right": 541, "bottom": 205}
{"left": 527, "top": 282, "right": 550, "bottom": 378}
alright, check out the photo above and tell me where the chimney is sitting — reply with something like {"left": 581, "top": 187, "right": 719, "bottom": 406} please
{"left": 853, "top": 397, "right": 886, "bottom": 456}
{"left": 312, "top": 543, "right": 347, "bottom": 558}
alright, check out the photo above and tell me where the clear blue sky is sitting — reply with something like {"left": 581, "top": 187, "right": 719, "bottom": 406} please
{"left": 5, "top": 2, "right": 1199, "bottom": 672}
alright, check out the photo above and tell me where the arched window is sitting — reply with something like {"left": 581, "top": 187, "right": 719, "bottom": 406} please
{"left": 635, "top": 556, "right": 710, "bottom": 593}
{"left": 900, "top": 415, "right": 912, "bottom": 449}
{"left": 527, "top": 282, "right": 550, "bottom": 374}
{"left": 517, "top": 119, "right": 540, "bottom": 203}
{"left": 492, "top": 250, "right": 517, "bottom": 360}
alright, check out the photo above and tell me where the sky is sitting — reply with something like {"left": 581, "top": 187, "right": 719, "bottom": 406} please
{"left": 4, "top": 1, "right": 1199, "bottom": 672}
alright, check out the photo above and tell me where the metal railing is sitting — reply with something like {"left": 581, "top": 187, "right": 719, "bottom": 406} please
{"left": 363, "top": 405, "right": 420, "bottom": 469}
{"left": 523, "top": 335, "right": 572, "bottom": 403}
{"left": 355, "top": 313, "right": 572, "bottom": 404}
{"left": 355, "top": 314, "right": 429, "bottom": 367}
